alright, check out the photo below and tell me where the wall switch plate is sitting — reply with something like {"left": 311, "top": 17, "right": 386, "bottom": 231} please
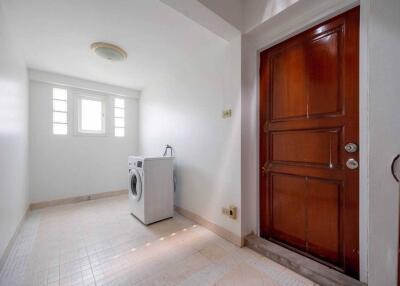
{"left": 222, "top": 109, "right": 232, "bottom": 118}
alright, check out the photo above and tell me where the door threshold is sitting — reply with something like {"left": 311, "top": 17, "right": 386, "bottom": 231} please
{"left": 245, "top": 234, "right": 365, "bottom": 286}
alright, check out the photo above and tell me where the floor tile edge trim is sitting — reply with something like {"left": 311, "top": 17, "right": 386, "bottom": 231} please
{"left": 174, "top": 205, "right": 243, "bottom": 247}
{"left": 30, "top": 189, "right": 128, "bottom": 210}
{"left": 0, "top": 207, "right": 30, "bottom": 272}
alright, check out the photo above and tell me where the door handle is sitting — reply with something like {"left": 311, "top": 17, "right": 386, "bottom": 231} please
{"left": 346, "top": 158, "right": 359, "bottom": 170}
{"left": 391, "top": 154, "right": 400, "bottom": 182}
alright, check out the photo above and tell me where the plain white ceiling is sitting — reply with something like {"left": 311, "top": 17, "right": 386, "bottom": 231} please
{"left": 1, "top": 0, "right": 228, "bottom": 90}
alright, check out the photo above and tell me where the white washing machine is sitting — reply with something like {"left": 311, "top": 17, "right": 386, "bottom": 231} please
{"left": 128, "top": 156, "right": 174, "bottom": 225}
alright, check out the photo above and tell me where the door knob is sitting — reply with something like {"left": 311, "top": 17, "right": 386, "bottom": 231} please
{"left": 346, "top": 158, "right": 359, "bottom": 170}
{"left": 345, "top": 143, "right": 358, "bottom": 153}
{"left": 391, "top": 154, "right": 400, "bottom": 182}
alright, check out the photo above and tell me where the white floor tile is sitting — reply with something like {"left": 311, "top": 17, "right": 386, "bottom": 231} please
{"left": 0, "top": 195, "right": 317, "bottom": 286}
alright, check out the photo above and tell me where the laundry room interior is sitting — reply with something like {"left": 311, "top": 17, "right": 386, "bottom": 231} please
{"left": 1, "top": 0, "right": 400, "bottom": 286}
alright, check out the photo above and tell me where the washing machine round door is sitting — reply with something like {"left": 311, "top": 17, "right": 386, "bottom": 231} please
{"left": 130, "top": 169, "right": 142, "bottom": 201}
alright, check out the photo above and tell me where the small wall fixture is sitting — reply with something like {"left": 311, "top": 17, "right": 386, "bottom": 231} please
{"left": 91, "top": 42, "right": 127, "bottom": 61}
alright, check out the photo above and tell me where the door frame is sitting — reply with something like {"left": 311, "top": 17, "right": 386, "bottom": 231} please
{"left": 250, "top": 0, "right": 369, "bottom": 282}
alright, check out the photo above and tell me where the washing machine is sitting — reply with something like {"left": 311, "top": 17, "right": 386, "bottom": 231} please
{"left": 128, "top": 156, "right": 174, "bottom": 225}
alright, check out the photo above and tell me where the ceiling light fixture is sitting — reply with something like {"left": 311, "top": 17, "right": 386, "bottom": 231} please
{"left": 91, "top": 42, "right": 127, "bottom": 61}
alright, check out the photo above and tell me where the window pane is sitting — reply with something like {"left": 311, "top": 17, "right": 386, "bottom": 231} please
{"left": 115, "top": 127, "right": 125, "bottom": 137}
{"left": 114, "top": 107, "right": 125, "bottom": 118}
{"left": 53, "top": 100, "right": 67, "bottom": 112}
{"left": 53, "top": 112, "right": 67, "bottom": 123}
{"left": 114, "top": 117, "right": 124, "bottom": 127}
{"left": 53, "top": 88, "right": 67, "bottom": 100}
{"left": 114, "top": 98, "right": 125, "bottom": 108}
{"left": 53, "top": 123, "right": 67, "bottom": 135}
{"left": 81, "top": 99, "right": 103, "bottom": 131}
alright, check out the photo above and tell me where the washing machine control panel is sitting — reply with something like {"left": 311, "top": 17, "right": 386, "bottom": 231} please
{"left": 129, "top": 160, "right": 143, "bottom": 168}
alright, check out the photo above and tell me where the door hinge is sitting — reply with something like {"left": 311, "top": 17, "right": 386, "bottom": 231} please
{"left": 261, "top": 165, "right": 267, "bottom": 175}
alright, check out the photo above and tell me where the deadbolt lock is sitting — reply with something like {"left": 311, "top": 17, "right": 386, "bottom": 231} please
{"left": 345, "top": 143, "right": 358, "bottom": 153}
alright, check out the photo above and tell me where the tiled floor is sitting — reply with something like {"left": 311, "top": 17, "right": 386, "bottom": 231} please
{"left": 0, "top": 195, "right": 317, "bottom": 286}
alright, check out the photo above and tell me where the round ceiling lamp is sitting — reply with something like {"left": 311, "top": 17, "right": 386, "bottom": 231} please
{"left": 91, "top": 42, "right": 127, "bottom": 61}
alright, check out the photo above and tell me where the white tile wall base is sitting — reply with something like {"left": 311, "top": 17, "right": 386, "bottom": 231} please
{"left": 174, "top": 206, "right": 243, "bottom": 247}
{"left": 0, "top": 208, "right": 31, "bottom": 274}
{"left": 0, "top": 211, "right": 39, "bottom": 286}
{"left": 0, "top": 195, "right": 317, "bottom": 286}
{"left": 30, "top": 190, "right": 128, "bottom": 210}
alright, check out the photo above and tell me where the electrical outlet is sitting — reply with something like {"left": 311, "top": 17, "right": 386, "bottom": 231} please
{"left": 228, "top": 205, "right": 237, "bottom": 220}
{"left": 222, "top": 205, "right": 237, "bottom": 220}
{"left": 222, "top": 109, "right": 232, "bottom": 118}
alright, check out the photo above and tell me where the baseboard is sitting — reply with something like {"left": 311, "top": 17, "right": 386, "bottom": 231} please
{"left": 0, "top": 207, "right": 30, "bottom": 272}
{"left": 245, "top": 234, "right": 365, "bottom": 286}
{"left": 174, "top": 205, "right": 243, "bottom": 247}
{"left": 30, "top": 189, "right": 128, "bottom": 210}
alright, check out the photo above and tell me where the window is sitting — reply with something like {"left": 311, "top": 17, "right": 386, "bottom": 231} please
{"left": 52, "top": 88, "right": 68, "bottom": 135}
{"left": 77, "top": 96, "right": 105, "bottom": 134}
{"left": 114, "top": 98, "right": 125, "bottom": 137}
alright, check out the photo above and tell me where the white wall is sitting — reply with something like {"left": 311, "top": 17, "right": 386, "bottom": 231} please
{"left": 366, "top": 0, "right": 400, "bottom": 284}
{"left": 193, "top": 0, "right": 299, "bottom": 34}
{"left": 139, "top": 33, "right": 242, "bottom": 237}
{"left": 29, "top": 79, "right": 139, "bottom": 203}
{"left": 0, "top": 3, "right": 29, "bottom": 259}
{"left": 242, "top": 0, "right": 299, "bottom": 33}
{"left": 160, "top": 0, "right": 241, "bottom": 41}
{"left": 198, "top": 0, "right": 243, "bottom": 31}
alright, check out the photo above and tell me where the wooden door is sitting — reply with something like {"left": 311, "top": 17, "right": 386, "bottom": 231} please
{"left": 259, "top": 7, "right": 360, "bottom": 278}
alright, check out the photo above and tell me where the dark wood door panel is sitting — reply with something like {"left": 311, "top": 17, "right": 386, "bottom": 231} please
{"left": 307, "top": 30, "right": 342, "bottom": 116}
{"left": 267, "top": 117, "right": 348, "bottom": 131}
{"left": 269, "top": 21, "right": 345, "bottom": 122}
{"left": 268, "top": 173, "right": 343, "bottom": 266}
{"left": 270, "top": 128, "right": 341, "bottom": 167}
{"left": 267, "top": 164, "right": 344, "bottom": 181}
{"left": 307, "top": 178, "right": 342, "bottom": 265}
{"left": 271, "top": 44, "right": 308, "bottom": 120}
{"left": 271, "top": 173, "right": 307, "bottom": 250}
{"left": 260, "top": 7, "right": 359, "bottom": 279}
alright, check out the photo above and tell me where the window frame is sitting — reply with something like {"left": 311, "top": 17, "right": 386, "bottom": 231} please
{"left": 52, "top": 87, "right": 68, "bottom": 135}
{"left": 113, "top": 97, "right": 125, "bottom": 137}
{"left": 74, "top": 93, "right": 106, "bottom": 136}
